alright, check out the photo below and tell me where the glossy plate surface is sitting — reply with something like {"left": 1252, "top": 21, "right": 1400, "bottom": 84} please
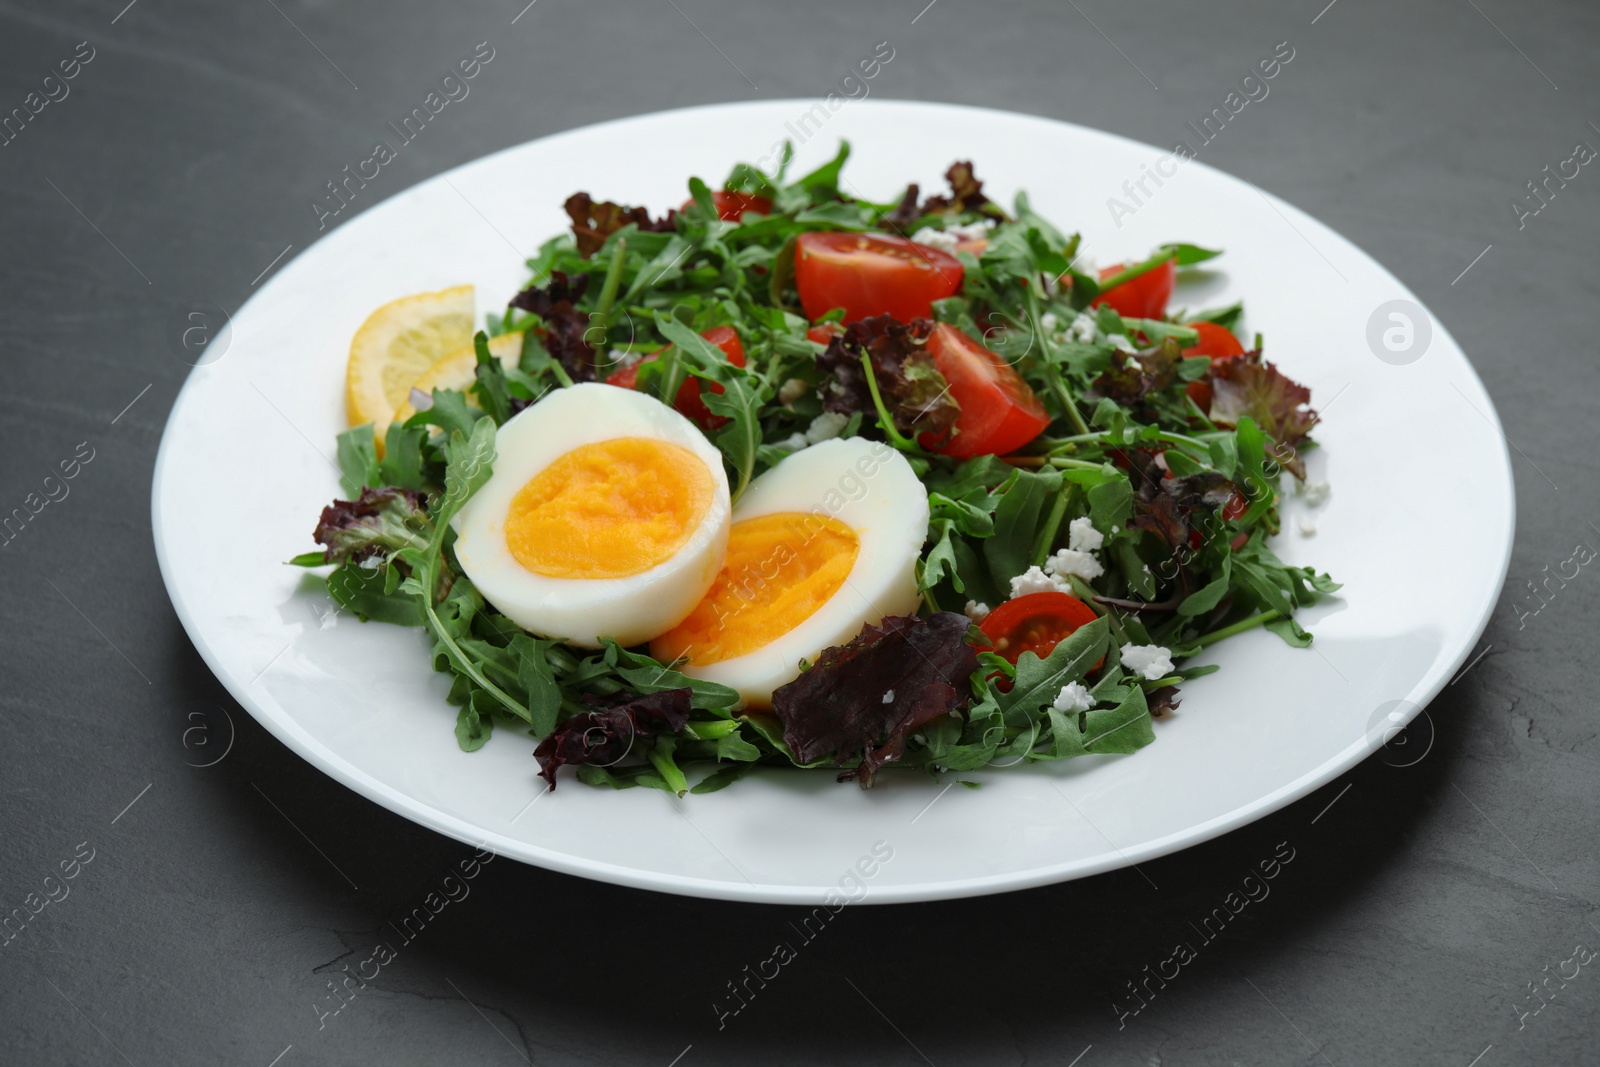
{"left": 152, "top": 100, "right": 1514, "bottom": 903}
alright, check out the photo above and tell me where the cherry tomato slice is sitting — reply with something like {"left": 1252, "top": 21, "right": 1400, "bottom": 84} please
{"left": 1181, "top": 321, "right": 1246, "bottom": 410}
{"left": 681, "top": 191, "right": 774, "bottom": 222}
{"left": 1092, "top": 259, "right": 1177, "bottom": 320}
{"left": 920, "top": 323, "right": 1050, "bottom": 459}
{"left": 978, "top": 592, "right": 1104, "bottom": 668}
{"left": 805, "top": 322, "right": 843, "bottom": 347}
{"left": 605, "top": 326, "right": 747, "bottom": 429}
{"left": 794, "top": 232, "right": 964, "bottom": 324}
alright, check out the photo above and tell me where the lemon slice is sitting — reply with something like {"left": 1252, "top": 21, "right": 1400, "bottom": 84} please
{"left": 345, "top": 285, "right": 476, "bottom": 444}
{"left": 391, "top": 331, "right": 526, "bottom": 427}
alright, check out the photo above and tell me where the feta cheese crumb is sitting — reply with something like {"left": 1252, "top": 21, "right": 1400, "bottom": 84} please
{"left": 882, "top": 689, "right": 896, "bottom": 704}
{"left": 1052, "top": 681, "right": 1094, "bottom": 714}
{"left": 963, "top": 600, "right": 991, "bottom": 623}
{"left": 1039, "top": 311, "right": 1059, "bottom": 333}
{"left": 948, "top": 220, "right": 994, "bottom": 240}
{"left": 1067, "top": 313, "right": 1098, "bottom": 344}
{"left": 1009, "top": 566, "right": 1060, "bottom": 598}
{"left": 805, "top": 411, "right": 849, "bottom": 445}
{"left": 1067, "top": 516, "right": 1104, "bottom": 553}
{"left": 1071, "top": 254, "right": 1099, "bottom": 277}
{"left": 1298, "top": 480, "right": 1331, "bottom": 507}
{"left": 1107, "top": 333, "right": 1138, "bottom": 354}
{"left": 778, "top": 432, "right": 809, "bottom": 452}
{"left": 1120, "top": 644, "right": 1175, "bottom": 681}
{"left": 1298, "top": 518, "right": 1317, "bottom": 537}
{"left": 909, "top": 227, "right": 960, "bottom": 253}
{"left": 778, "top": 377, "right": 809, "bottom": 405}
{"left": 1045, "top": 547, "right": 1104, "bottom": 582}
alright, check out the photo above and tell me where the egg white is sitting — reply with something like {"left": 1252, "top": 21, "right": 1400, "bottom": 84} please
{"left": 453, "top": 383, "right": 731, "bottom": 647}
{"left": 671, "top": 436, "right": 929, "bottom": 706}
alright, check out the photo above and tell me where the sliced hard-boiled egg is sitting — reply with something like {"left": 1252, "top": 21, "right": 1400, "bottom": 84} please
{"left": 453, "top": 383, "right": 731, "bottom": 647}
{"left": 651, "top": 437, "right": 928, "bottom": 706}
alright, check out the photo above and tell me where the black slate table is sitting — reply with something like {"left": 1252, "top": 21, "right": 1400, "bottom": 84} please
{"left": 3, "top": 1, "right": 1597, "bottom": 1064}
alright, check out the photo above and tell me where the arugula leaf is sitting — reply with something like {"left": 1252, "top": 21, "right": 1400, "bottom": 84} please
{"left": 335, "top": 425, "right": 380, "bottom": 498}
{"left": 984, "top": 468, "right": 1063, "bottom": 593}
{"left": 996, "top": 617, "right": 1110, "bottom": 717}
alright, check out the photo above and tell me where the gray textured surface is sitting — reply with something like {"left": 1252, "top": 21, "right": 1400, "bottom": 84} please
{"left": 2, "top": 0, "right": 1597, "bottom": 1063}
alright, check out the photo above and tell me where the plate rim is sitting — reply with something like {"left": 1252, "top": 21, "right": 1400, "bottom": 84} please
{"left": 151, "top": 96, "right": 1517, "bottom": 904}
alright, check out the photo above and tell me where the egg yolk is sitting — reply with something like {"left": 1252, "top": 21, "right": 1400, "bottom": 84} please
{"left": 504, "top": 437, "right": 714, "bottom": 579}
{"left": 651, "top": 512, "right": 860, "bottom": 666}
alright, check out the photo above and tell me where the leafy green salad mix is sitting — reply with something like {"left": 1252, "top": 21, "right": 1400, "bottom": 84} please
{"left": 298, "top": 142, "right": 1337, "bottom": 795}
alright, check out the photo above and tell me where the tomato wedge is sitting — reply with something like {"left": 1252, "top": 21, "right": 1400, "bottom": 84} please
{"left": 805, "top": 322, "right": 843, "bottom": 347}
{"left": 682, "top": 191, "right": 773, "bottom": 222}
{"left": 1181, "top": 321, "right": 1246, "bottom": 411}
{"left": 1092, "top": 259, "right": 1176, "bottom": 320}
{"left": 794, "top": 232, "right": 963, "bottom": 324}
{"left": 605, "top": 325, "right": 746, "bottom": 429}
{"left": 978, "top": 592, "right": 1104, "bottom": 668}
{"left": 921, "top": 323, "right": 1050, "bottom": 459}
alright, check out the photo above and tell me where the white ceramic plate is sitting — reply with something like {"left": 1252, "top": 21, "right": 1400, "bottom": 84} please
{"left": 152, "top": 100, "right": 1514, "bottom": 904}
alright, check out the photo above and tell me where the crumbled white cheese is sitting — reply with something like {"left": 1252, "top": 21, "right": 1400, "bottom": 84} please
{"left": 1120, "top": 644, "right": 1175, "bottom": 681}
{"left": 1298, "top": 480, "right": 1331, "bottom": 507}
{"left": 804, "top": 411, "right": 849, "bottom": 445}
{"left": 1110, "top": 525, "right": 1120, "bottom": 534}
{"left": 1067, "top": 516, "right": 1104, "bottom": 553}
{"left": 963, "top": 600, "right": 991, "bottom": 623}
{"left": 1009, "top": 566, "right": 1060, "bottom": 598}
{"left": 1045, "top": 548, "right": 1104, "bottom": 582}
{"left": 949, "top": 220, "right": 994, "bottom": 240}
{"left": 1107, "top": 334, "right": 1138, "bottom": 355}
{"left": 1071, "top": 253, "right": 1099, "bottom": 277}
{"left": 1067, "top": 313, "right": 1098, "bottom": 344}
{"left": 1052, "top": 681, "right": 1095, "bottom": 714}
{"left": 1039, "top": 312, "right": 1059, "bottom": 333}
{"left": 1298, "top": 518, "right": 1317, "bottom": 537}
{"left": 778, "top": 377, "right": 809, "bottom": 405}
{"left": 882, "top": 689, "right": 896, "bottom": 704}
{"left": 778, "top": 432, "right": 809, "bottom": 452}
{"left": 909, "top": 227, "right": 960, "bottom": 252}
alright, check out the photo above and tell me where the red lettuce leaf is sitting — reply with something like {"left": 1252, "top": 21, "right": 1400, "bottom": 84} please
{"left": 533, "top": 687, "right": 692, "bottom": 789}
{"left": 772, "top": 612, "right": 978, "bottom": 788}
{"left": 563, "top": 192, "right": 677, "bottom": 258}
{"left": 816, "top": 316, "right": 960, "bottom": 447}
{"left": 508, "top": 271, "right": 596, "bottom": 383}
{"left": 881, "top": 161, "right": 1000, "bottom": 229}
{"left": 1207, "top": 352, "right": 1318, "bottom": 476}
{"left": 313, "top": 487, "right": 429, "bottom": 564}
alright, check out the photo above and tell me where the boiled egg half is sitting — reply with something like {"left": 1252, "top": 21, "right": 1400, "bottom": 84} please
{"left": 453, "top": 383, "right": 731, "bottom": 647}
{"left": 650, "top": 437, "right": 928, "bottom": 706}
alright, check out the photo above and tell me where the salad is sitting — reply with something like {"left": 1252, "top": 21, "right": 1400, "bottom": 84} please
{"left": 298, "top": 143, "right": 1338, "bottom": 795}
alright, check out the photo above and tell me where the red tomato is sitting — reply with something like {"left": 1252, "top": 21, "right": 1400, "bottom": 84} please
{"left": 681, "top": 190, "right": 774, "bottom": 222}
{"left": 978, "top": 592, "right": 1104, "bottom": 668}
{"left": 1181, "top": 321, "right": 1246, "bottom": 411}
{"left": 794, "top": 232, "right": 964, "bottom": 324}
{"left": 1092, "top": 259, "right": 1177, "bottom": 320}
{"left": 806, "top": 322, "right": 843, "bottom": 347}
{"left": 921, "top": 324, "right": 1050, "bottom": 459}
{"left": 605, "top": 326, "right": 747, "bottom": 429}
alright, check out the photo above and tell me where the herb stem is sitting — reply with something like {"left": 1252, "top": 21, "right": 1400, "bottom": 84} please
{"left": 591, "top": 238, "right": 626, "bottom": 379}
{"left": 1049, "top": 457, "right": 1109, "bottom": 471}
{"left": 1195, "top": 610, "right": 1280, "bottom": 648}
{"left": 858, "top": 350, "right": 917, "bottom": 451}
{"left": 1032, "top": 485, "right": 1070, "bottom": 567}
